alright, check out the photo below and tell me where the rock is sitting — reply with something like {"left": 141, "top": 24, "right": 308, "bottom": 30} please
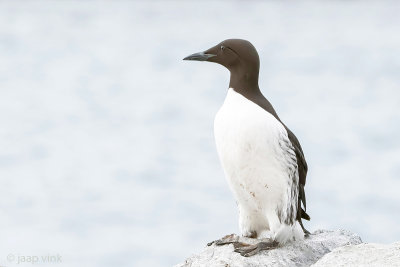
{"left": 312, "top": 242, "right": 400, "bottom": 267}
{"left": 174, "top": 229, "right": 362, "bottom": 267}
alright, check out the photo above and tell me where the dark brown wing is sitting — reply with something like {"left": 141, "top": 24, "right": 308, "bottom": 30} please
{"left": 286, "top": 128, "right": 307, "bottom": 209}
{"left": 286, "top": 128, "right": 311, "bottom": 237}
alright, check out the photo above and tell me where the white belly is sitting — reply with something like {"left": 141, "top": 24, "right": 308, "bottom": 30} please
{"left": 214, "top": 88, "right": 299, "bottom": 241}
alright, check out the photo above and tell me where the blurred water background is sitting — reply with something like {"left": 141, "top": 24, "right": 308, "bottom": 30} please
{"left": 0, "top": 1, "right": 399, "bottom": 266}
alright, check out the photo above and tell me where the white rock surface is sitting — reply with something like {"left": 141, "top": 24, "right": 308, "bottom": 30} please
{"left": 174, "top": 229, "right": 362, "bottom": 267}
{"left": 312, "top": 242, "right": 400, "bottom": 267}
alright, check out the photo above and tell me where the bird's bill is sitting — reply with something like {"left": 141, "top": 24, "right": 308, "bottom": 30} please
{"left": 183, "top": 52, "right": 216, "bottom": 61}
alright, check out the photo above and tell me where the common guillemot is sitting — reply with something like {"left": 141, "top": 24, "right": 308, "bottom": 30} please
{"left": 183, "top": 39, "right": 310, "bottom": 256}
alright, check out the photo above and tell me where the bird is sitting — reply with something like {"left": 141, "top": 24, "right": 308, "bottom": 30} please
{"left": 183, "top": 39, "right": 310, "bottom": 257}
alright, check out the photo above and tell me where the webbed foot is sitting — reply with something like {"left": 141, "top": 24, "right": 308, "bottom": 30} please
{"left": 207, "top": 233, "right": 240, "bottom": 246}
{"left": 234, "top": 239, "right": 278, "bottom": 257}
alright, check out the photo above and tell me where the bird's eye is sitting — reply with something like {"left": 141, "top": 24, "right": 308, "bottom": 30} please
{"left": 220, "top": 45, "right": 225, "bottom": 51}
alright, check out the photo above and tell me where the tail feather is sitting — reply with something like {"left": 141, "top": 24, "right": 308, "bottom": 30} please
{"left": 301, "top": 208, "right": 310, "bottom": 221}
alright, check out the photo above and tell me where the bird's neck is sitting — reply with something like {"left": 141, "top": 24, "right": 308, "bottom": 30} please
{"left": 228, "top": 69, "right": 281, "bottom": 121}
{"left": 229, "top": 69, "right": 260, "bottom": 96}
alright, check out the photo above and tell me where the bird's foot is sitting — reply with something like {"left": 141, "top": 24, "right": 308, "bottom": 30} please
{"left": 207, "top": 233, "right": 240, "bottom": 246}
{"left": 234, "top": 239, "right": 278, "bottom": 257}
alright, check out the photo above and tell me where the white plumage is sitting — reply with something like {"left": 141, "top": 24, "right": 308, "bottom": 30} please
{"left": 214, "top": 88, "right": 303, "bottom": 243}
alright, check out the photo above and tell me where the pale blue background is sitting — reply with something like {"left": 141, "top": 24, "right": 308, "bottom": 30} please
{"left": 0, "top": 1, "right": 399, "bottom": 266}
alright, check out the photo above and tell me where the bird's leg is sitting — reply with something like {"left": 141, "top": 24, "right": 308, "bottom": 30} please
{"left": 234, "top": 239, "right": 279, "bottom": 257}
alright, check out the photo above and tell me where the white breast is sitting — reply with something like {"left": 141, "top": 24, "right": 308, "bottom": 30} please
{"left": 214, "top": 88, "right": 299, "bottom": 241}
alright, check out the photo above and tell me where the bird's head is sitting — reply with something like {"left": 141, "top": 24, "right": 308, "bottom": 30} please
{"left": 183, "top": 39, "right": 260, "bottom": 91}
